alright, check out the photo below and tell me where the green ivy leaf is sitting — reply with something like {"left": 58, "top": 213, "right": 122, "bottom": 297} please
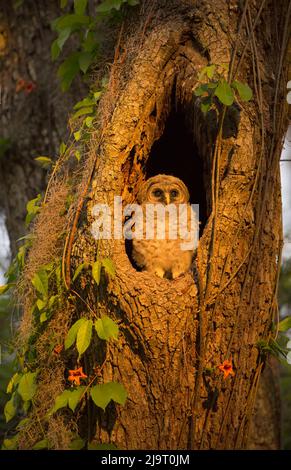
{"left": 50, "top": 390, "right": 71, "bottom": 414}
{"left": 74, "top": 96, "right": 96, "bottom": 109}
{"left": 72, "top": 263, "right": 88, "bottom": 282}
{"left": 6, "top": 373, "right": 20, "bottom": 394}
{"left": 2, "top": 435, "right": 18, "bottom": 450}
{"left": 72, "top": 106, "right": 94, "bottom": 119}
{"left": 74, "top": 0, "right": 88, "bottom": 15}
{"left": 33, "top": 439, "right": 48, "bottom": 450}
{"left": 53, "top": 14, "right": 90, "bottom": 32}
{"left": 82, "top": 31, "right": 99, "bottom": 53}
{"left": 65, "top": 318, "right": 86, "bottom": 350}
{"left": 214, "top": 80, "right": 234, "bottom": 106}
{"left": 194, "top": 83, "right": 210, "bottom": 97}
{"left": 26, "top": 194, "right": 41, "bottom": 225}
{"left": 0, "top": 284, "right": 10, "bottom": 295}
{"left": 51, "top": 39, "right": 61, "bottom": 61}
{"left": 59, "top": 142, "right": 67, "bottom": 155}
{"left": 95, "top": 316, "right": 119, "bottom": 341}
{"left": 18, "top": 372, "right": 37, "bottom": 402}
{"left": 40, "top": 312, "right": 48, "bottom": 323}
{"left": 102, "top": 258, "right": 115, "bottom": 278}
{"left": 4, "top": 393, "right": 17, "bottom": 423}
{"left": 76, "top": 319, "right": 93, "bottom": 357}
{"left": 69, "top": 438, "right": 85, "bottom": 450}
{"left": 278, "top": 316, "right": 291, "bottom": 332}
{"left": 68, "top": 386, "right": 86, "bottom": 412}
{"left": 78, "top": 51, "right": 93, "bottom": 73}
{"left": 36, "top": 298, "right": 47, "bottom": 311}
{"left": 96, "top": 0, "right": 124, "bottom": 12}
{"left": 74, "top": 130, "right": 82, "bottom": 141}
{"left": 232, "top": 80, "right": 253, "bottom": 102}
{"left": 85, "top": 116, "right": 94, "bottom": 127}
{"left": 58, "top": 52, "right": 81, "bottom": 91}
{"left": 32, "top": 269, "right": 48, "bottom": 298}
{"left": 90, "top": 382, "right": 127, "bottom": 410}
{"left": 92, "top": 260, "right": 102, "bottom": 285}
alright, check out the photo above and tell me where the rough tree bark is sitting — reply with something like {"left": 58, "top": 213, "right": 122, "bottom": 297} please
{"left": 68, "top": 0, "right": 289, "bottom": 449}
{"left": 6, "top": 0, "right": 290, "bottom": 450}
{"left": 0, "top": 0, "right": 84, "bottom": 256}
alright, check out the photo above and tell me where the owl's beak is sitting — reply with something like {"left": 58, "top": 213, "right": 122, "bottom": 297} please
{"left": 165, "top": 193, "right": 171, "bottom": 205}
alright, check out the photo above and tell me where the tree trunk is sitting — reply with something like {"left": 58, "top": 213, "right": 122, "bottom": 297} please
{"left": 0, "top": 0, "right": 84, "bottom": 256}
{"left": 15, "top": 0, "right": 290, "bottom": 450}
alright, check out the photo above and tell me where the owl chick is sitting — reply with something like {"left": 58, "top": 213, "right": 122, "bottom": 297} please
{"left": 131, "top": 174, "right": 196, "bottom": 279}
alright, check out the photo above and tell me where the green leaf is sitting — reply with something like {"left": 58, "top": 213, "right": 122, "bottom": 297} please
{"left": 78, "top": 51, "right": 93, "bottom": 73}
{"left": 95, "top": 316, "right": 119, "bottom": 341}
{"left": 88, "top": 442, "right": 117, "bottom": 450}
{"left": 48, "top": 295, "right": 58, "bottom": 309}
{"left": 58, "top": 52, "right": 81, "bottom": 92}
{"left": 90, "top": 382, "right": 127, "bottom": 411}
{"left": 16, "top": 418, "right": 30, "bottom": 430}
{"left": 0, "top": 284, "right": 10, "bottom": 295}
{"left": 232, "top": 80, "right": 253, "bottom": 102}
{"left": 127, "top": 0, "right": 139, "bottom": 5}
{"left": 76, "top": 319, "right": 93, "bottom": 357}
{"left": 278, "top": 316, "right": 291, "bottom": 332}
{"left": 57, "top": 26, "right": 72, "bottom": 50}
{"left": 53, "top": 14, "right": 90, "bottom": 33}
{"left": 61, "top": 0, "right": 68, "bottom": 7}
{"left": 36, "top": 298, "right": 47, "bottom": 311}
{"left": 7, "top": 373, "right": 20, "bottom": 394}
{"left": 33, "top": 439, "right": 48, "bottom": 450}
{"left": 194, "top": 83, "right": 210, "bottom": 97}
{"left": 72, "top": 106, "right": 94, "bottom": 119}
{"left": 4, "top": 393, "right": 17, "bottom": 423}
{"left": 85, "top": 116, "right": 94, "bottom": 127}
{"left": 69, "top": 438, "right": 85, "bottom": 450}
{"left": 92, "top": 260, "right": 102, "bottom": 285}
{"left": 35, "top": 157, "right": 53, "bottom": 168}
{"left": 73, "top": 96, "right": 96, "bottom": 109}
{"left": 214, "top": 80, "right": 234, "bottom": 106}
{"left": 65, "top": 318, "right": 86, "bottom": 350}
{"left": 82, "top": 31, "right": 98, "bottom": 53}
{"left": 26, "top": 195, "right": 41, "bottom": 225}
{"left": 102, "top": 258, "right": 115, "bottom": 278}
{"left": 74, "top": 0, "right": 88, "bottom": 15}
{"left": 50, "top": 38, "right": 61, "bottom": 61}
{"left": 72, "top": 263, "right": 88, "bottom": 282}
{"left": 74, "top": 130, "right": 82, "bottom": 141}
{"left": 96, "top": 0, "right": 123, "bottom": 13}
{"left": 205, "top": 64, "right": 216, "bottom": 79}
{"left": 32, "top": 270, "right": 48, "bottom": 298}
{"left": 40, "top": 312, "right": 48, "bottom": 323}
{"left": 68, "top": 386, "right": 86, "bottom": 411}
{"left": 75, "top": 150, "right": 81, "bottom": 162}
{"left": 2, "top": 435, "right": 18, "bottom": 450}
{"left": 50, "top": 390, "right": 71, "bottom": 414}
{"left": 59, "top": 142, "right": 67, "bottom": 155}
{"left": 18, "top": 372, "right": 37, "bottom": 402}
{"left": 94, "top": 91, "right": 102, "bottom": 100}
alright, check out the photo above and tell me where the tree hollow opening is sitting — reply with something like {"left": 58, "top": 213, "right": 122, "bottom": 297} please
{"left": 125, "top": 107, "right": 208, "bottom": 274}
{"left": 146, "top": 109, "right": 207, "bottom": 231}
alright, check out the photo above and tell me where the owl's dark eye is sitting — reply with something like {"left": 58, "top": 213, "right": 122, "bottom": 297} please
{"left": 170, "top": 189, "right": 179, "bottom": 198}
{"left": 153, "top": 189, "right": 163, "bottom": 198}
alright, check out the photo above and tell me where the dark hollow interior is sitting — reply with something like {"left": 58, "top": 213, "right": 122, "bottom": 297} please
{"left": 126, "top": 110, "right": 208, "bottom": 272}
{"left": 146, "top": 109, "right": 207, "bottom": 230}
